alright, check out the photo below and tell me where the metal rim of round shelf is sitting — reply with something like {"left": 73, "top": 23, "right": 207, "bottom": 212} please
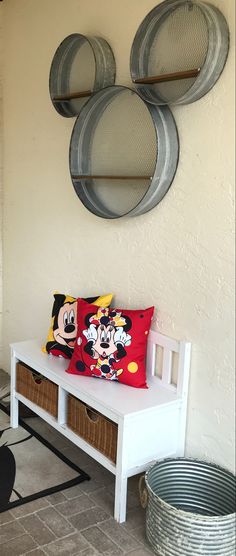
{"left": 69, "top": 85, "right": 179, "bottom": 219}
{"left": 49, "top": 33, "right": 116, "bottom": 117}
{"left": 130, "top": 0, "right": 230, "bottom": 106}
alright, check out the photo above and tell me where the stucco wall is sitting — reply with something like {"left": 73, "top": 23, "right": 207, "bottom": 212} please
{"left": 2, "top": 0, "right": 235, "bottom": 471}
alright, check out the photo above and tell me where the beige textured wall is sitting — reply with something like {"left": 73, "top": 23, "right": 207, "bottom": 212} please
{"left": 2, "top": 0, "right": 235, "bottom": 471}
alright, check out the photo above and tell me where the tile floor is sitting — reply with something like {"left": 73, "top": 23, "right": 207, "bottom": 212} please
{"left": 0, "top": 416, "right": 155, "bottom": 555}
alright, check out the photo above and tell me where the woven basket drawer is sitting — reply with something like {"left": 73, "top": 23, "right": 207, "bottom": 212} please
{"left": 67, "top": 395, "right": 118, "bottom": 463}
{"left": 16, "top": 362, "right": 58, "bottom": 418}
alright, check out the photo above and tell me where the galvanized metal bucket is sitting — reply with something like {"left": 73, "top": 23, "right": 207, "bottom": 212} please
{"left": 140, "top": 457, "right": 236, "bottom": 555}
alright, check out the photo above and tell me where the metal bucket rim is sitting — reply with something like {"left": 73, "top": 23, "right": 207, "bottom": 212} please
{"left": 145, "top": 457, "right": 236, "bottom": 520}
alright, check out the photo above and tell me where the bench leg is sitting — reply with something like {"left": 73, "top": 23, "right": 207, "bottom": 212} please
{"left": 11, "top": 396, "right": 19, "bottom": 428}
{"left": 114, "top": 474, "right": 128, "bottom": 523}
{"left": 10, "top": 351, "right": 19, "bottom": 429}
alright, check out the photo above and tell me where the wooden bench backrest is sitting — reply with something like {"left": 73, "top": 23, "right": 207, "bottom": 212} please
{"left": 146, "top": 330, "right": 191, "bottom": 399}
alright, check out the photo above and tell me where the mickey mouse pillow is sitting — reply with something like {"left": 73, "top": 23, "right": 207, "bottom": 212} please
{"left": 42, "top": 292, "right": 113, "bottom": 359}
{"left": 67, "top": 298, "right": 154, "bottom": 388}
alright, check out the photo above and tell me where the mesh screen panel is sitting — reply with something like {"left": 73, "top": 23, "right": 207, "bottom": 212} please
{"left": 149, "top": 3, "right": 208, "bottom": 102}
{"left": 68, "top": 42, "right": 95, "bottom": 113}
{"left": 90, "top": 89, "right": 157, "bottom": 216}
{"left": 69, "top": 41, "right": 95, "bottom": 93}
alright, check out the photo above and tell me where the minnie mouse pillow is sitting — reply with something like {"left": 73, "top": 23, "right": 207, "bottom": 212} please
{"left": 67, "top": 298, "right": 154, "bottom": 388}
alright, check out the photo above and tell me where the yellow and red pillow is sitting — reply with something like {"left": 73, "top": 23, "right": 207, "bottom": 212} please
{"left": 43, "top": 293, "right": 113, "bottom": 359}
{"left": 67, "top": 298, "right": 154, "bottom": 388}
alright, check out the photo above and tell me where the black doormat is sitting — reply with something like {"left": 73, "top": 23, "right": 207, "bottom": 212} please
{"left": 0, "top": 403, "right": 90, "bottom": 513}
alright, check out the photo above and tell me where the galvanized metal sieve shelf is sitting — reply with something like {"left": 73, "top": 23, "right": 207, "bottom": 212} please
{"left": 69, "top": 85, "right": 179, "bottom": 219}
{"left": 130, "top": 0, "right": 229, "bottom": 105}
{"left": 142, "top": 457, "right": 236, "bottom": 556}
{"left": 49, "top": 33, "right": 116, "bottom": 117}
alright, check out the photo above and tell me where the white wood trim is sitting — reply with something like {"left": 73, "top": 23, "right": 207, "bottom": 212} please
{"left": 10, "top": 349, "right": 19, "bottom": 429}
{"left": 177, "top": 341, "right": 192, "bottom": 399}
{"left": 162, "top": 348, "right": 173, "bottom": 386}
{"left": 146, "top": 332, "right": 191, "bottom": 397}
{"left": 114, "top": 417, "right": 128, "bottom": 523}
{"left": 126, "top": 452, "right": 180, "bottom": 478}
{"left": 176, "top": 341, "right": 192, "bottom": 455}
{"left": 146, "top": 339, "right": 156, "bottom": 377}
{"left": 151, "top": 375, "right": 177, "bottom": 393}
{"left": 58, "top": 387, "right": 67, "bottom": 426}
{"left": 147, "top": 330, "right": 180, "bottom": 353}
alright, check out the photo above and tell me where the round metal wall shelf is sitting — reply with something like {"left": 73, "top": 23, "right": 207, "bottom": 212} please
{"left": 49, "top": 33, "right": 116, "bottom": 117}
{"left": 130, "top": 0, "right": 229, "bottom": 105}
{"left": 69, "top": 85, "right": 179, "bottom": 219}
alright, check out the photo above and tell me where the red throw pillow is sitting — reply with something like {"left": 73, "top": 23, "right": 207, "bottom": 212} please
{"left": 67, "top": 298, "right": 154, "bottom": 388}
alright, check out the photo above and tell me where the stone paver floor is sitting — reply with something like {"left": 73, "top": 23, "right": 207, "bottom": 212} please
{"left": 0, "top": 415, "right": 155, "bottom": 555}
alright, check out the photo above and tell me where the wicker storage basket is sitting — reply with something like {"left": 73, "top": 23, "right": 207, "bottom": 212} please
{"left": 67, "top": 394, "right": 118, "bottom": 463}
{"left": 16, "top": 362, "right": 58, "bottom": 418}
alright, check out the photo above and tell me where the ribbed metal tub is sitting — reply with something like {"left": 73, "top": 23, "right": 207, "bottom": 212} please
{"left": 144, "top": 458, "right": 236, "bottom": 556}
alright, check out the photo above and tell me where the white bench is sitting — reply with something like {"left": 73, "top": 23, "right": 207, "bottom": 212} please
{"left": 10, "top": 331, "right": 191, "bottom": 523}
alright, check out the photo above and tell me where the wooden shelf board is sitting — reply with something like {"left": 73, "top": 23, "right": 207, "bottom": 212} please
{"left": 53, "top": 90, "right": 92, "bottom": 101}
{"left": 133, "top": 68, "right": 201, "bottom": 85}
{"left": 72, "top": 175, "right": 152, "bottom": 180}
